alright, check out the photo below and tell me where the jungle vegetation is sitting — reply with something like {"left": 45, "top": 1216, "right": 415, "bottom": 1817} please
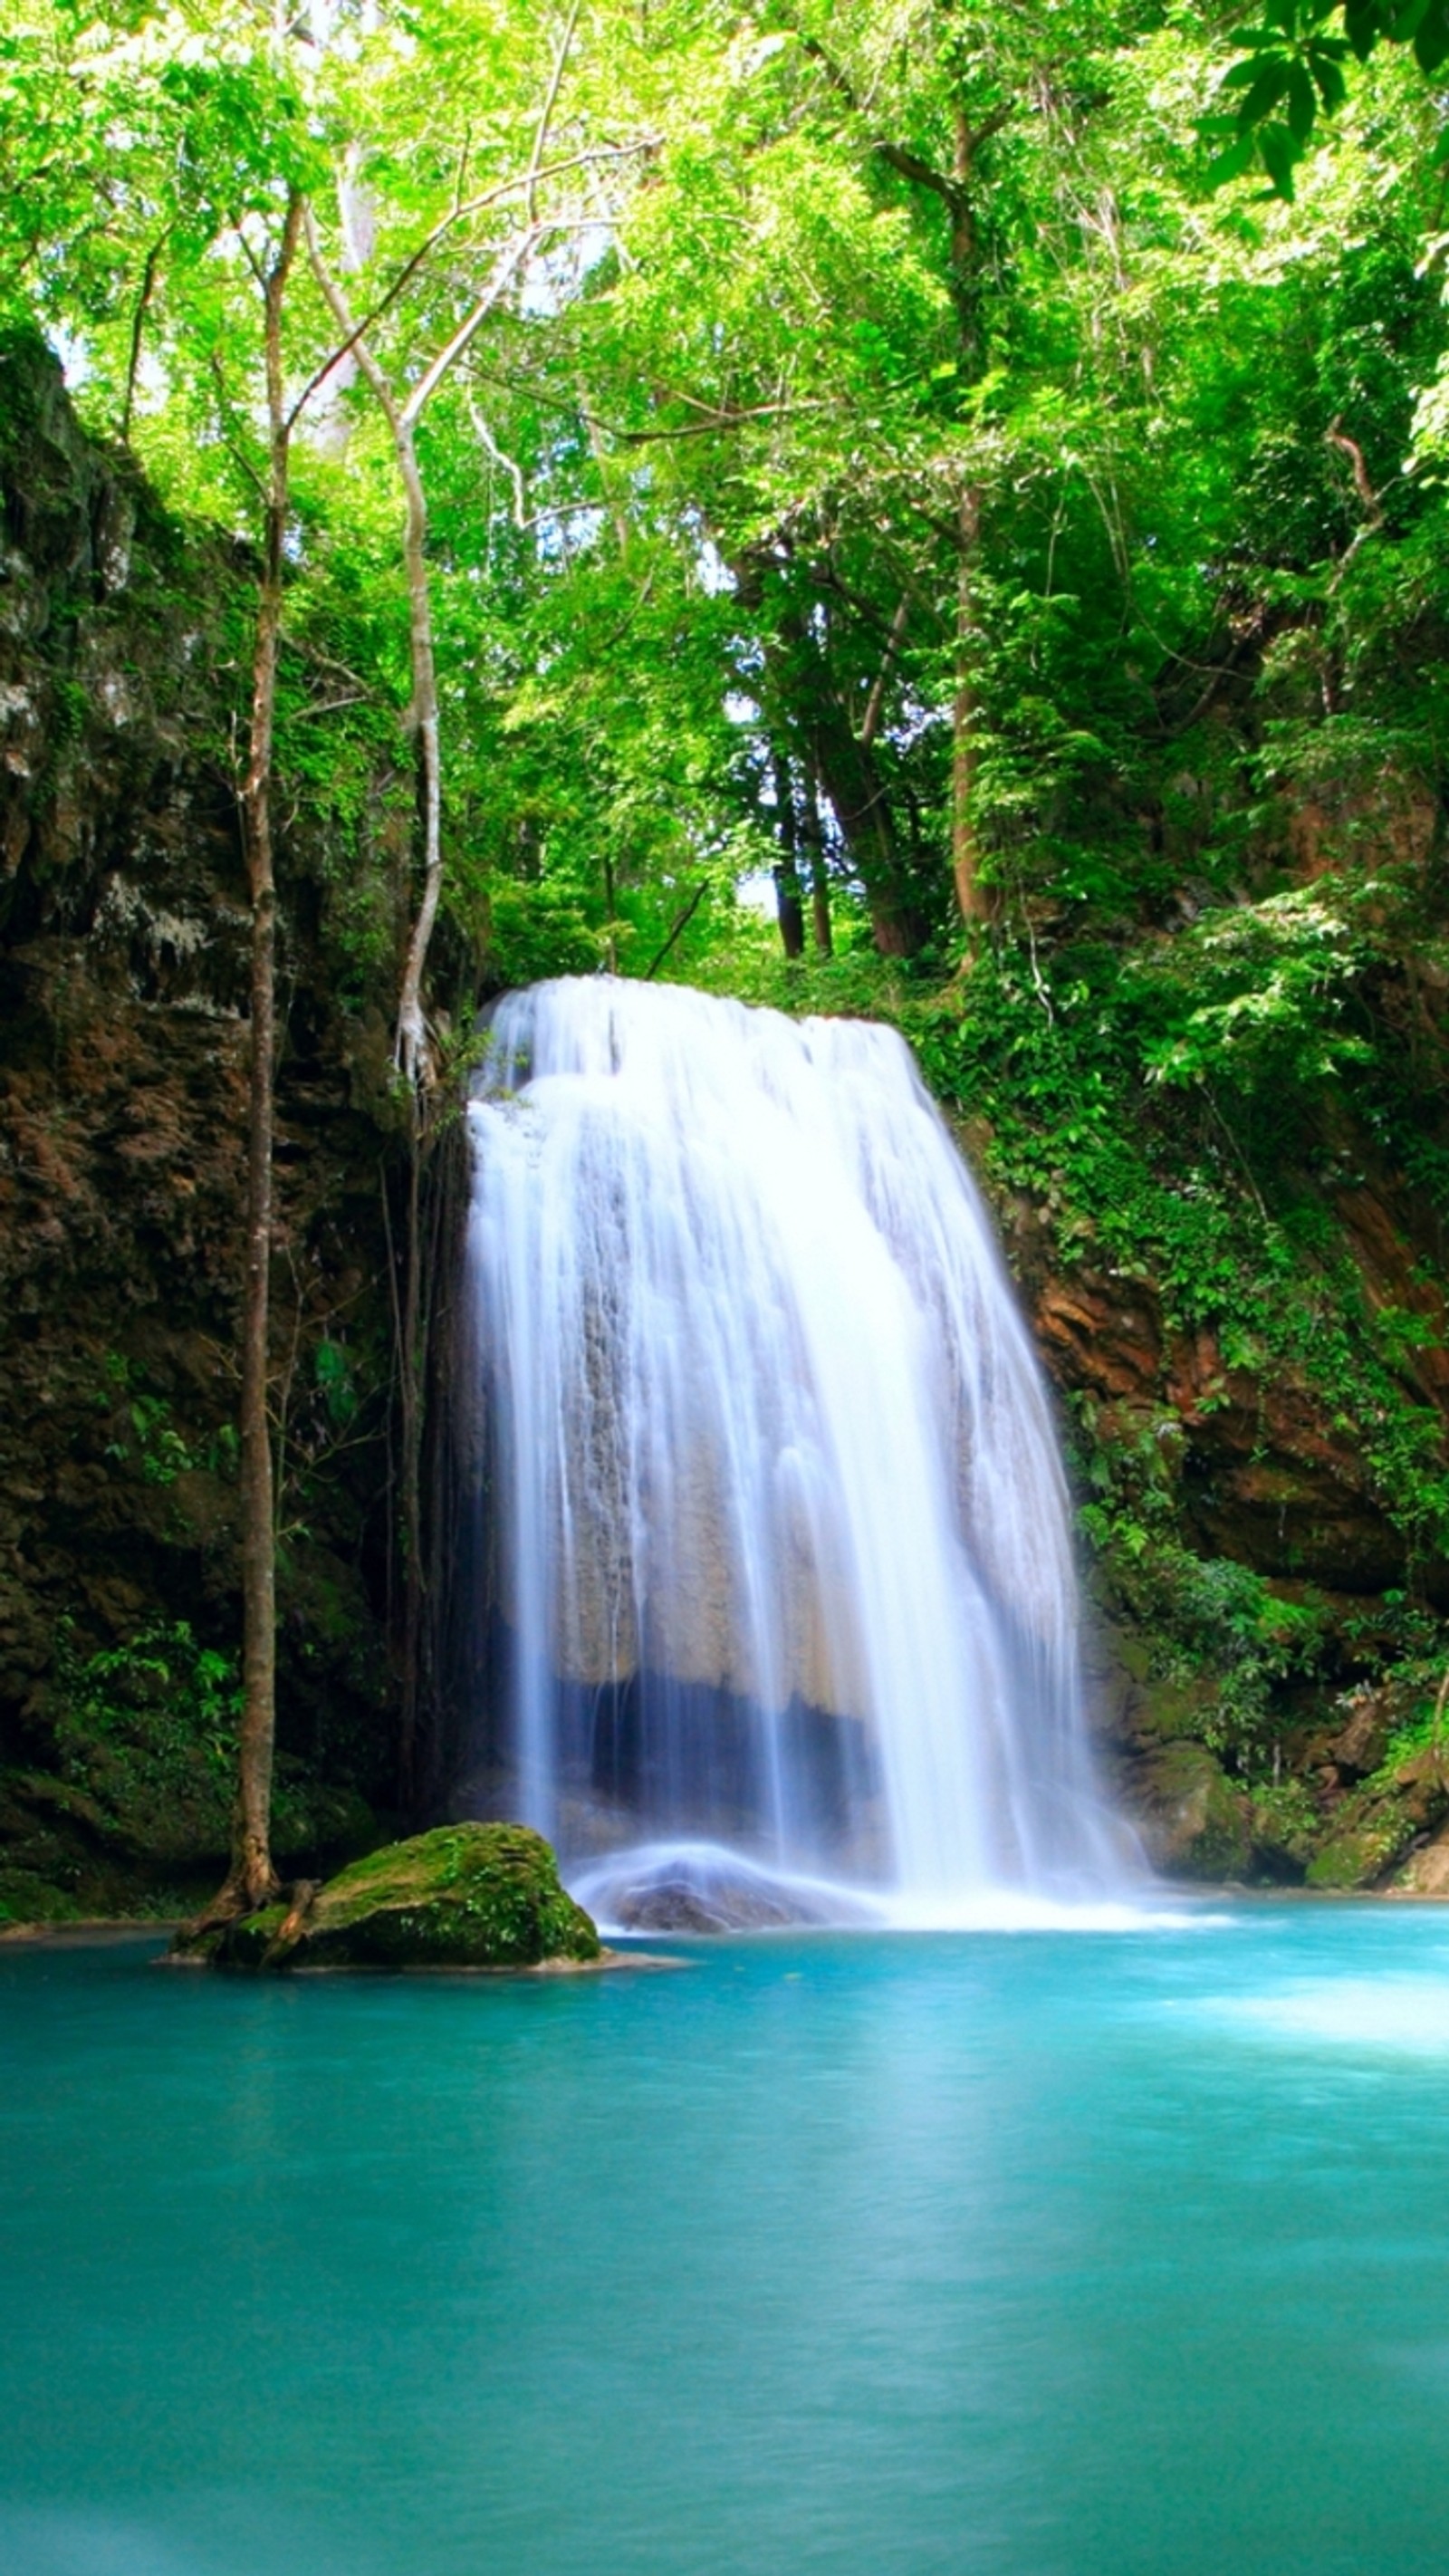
{"left": 5, "top": 0, "right": 1449, "bottom": 1898}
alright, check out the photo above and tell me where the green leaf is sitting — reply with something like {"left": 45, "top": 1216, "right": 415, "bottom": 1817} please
{"left": 1387, "top": 0, "right": 1433, "bottom": 40}
{"left": 1310, "top": 52, "right": 1348, "bottom": 110}
{"left": 1258, "top": 120, "right": 1300, "bottom": 196}
{"left": 1286, "top": 62, "right": 1317, "bottom": 140}
{"left": 1206, "top": 131, "right": 1259, "bottom": 187}
{"left": 1344, "top": 0, "right": 1385, "bottom": 55}
{"left": 1234, "top": 58, "right": 1295, "bottom": 124}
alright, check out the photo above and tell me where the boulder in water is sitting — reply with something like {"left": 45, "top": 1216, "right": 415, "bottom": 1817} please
{"left": 190, "top": 1824, "right": 600, "bottom": 1971}
{"left": 572, "top": 1841, "right": 881, "bottom": 1934}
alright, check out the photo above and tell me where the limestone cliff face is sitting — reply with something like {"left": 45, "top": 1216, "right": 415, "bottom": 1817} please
{"left": 993, "top": 1170, "right": 1449, "bottom": 1889}
{"left": 1012, "top": 1175, "right": 1449, "bottom": 1599}
{"left": 0, "top": 337, "right": 400, "bottom": 1916}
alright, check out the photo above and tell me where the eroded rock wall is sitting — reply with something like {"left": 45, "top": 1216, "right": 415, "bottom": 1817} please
{"left": 0, "top": 336, "right": 401, "bottom": 1917}
{"left": 997, "top": 1162, "right": 1449, "bottom": 1889}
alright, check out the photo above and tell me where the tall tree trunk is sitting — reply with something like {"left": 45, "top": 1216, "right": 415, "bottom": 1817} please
{"left": 951, "top": 480, "right": 987, "bottom": 927}
{"left": 770, "top": 749, "right": 806, "bottom": 957}
{"left": 941, "top": 103, "right": 1003, "bottom": 934}
{"left": 807, "top": 705, "right": 922, "bottom": 955}
{"left": 380, "top": 413, "right": 439, "bottom": 1806}
{"left": 393, "top": 417, "right": 442, "bottom": 1092}
{"left": 766, "top": 603, "right": 921, "bottom": 956}
{"left": 304, "top": 224, "right": 449, "bottom": 1808}
{"left": 801, "top": 769, "right": 833, "bottom": 956}
{"left": 873, "top": 96, "right": 1008, "bottom": 935}
{"left": 215, "top": 191, "right": 304, "bottom": 1919}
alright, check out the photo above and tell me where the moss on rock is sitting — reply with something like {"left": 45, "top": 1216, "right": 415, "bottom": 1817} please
{"left": 1305, "top": 1793, "right": 1420, "bottom": 1890}
{"left": 197, "top": 1823, "right": 600, "bottom": 1972}
{"left": 1137, "top": 1741, "right": 1252, "bottom": 1880}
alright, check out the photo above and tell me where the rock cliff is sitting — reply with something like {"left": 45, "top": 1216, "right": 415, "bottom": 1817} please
{"left": 0, "top": 335, "right": 401, "bottom": 1919}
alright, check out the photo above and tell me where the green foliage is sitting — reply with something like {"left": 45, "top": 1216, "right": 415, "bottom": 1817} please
{"left": 1208, "top": 0, "right": 1447, "bottom": 199}
{"left": 483, "top": 881, "right": 602, "bottom": 991}
{"left": 312, "top": 1340, "right": 359, "bottom": 1432}
{"left": 99, "top": 1354, "right": 234, "bottom": 1486}
{"left": 5, "top": 0, "right": 1449, "bottom": 1891}
{"left": 1130, "top": 891, "right": 1374, "bottom": 1092}
{"left": 906, "top": 902, "right": 1449, "bottom": 1582}
{"left": 53, "top": 1620, "right": 242, "bottom": 1858}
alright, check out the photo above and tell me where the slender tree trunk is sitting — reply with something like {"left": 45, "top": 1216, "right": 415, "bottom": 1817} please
{"left": 306, "top": 206, "right": 536, "bottom": 1090}
{"left": 944, "top": 107, "right": 999, "bottom": 936}
{"left": 388, "top": 421, "right": 440, "bottom": 1804}
{"left": 393, "top": 419, "right": 442, "bottom": 1091}
{"left": 801, "top": 771, "right": 833, "bottom": 956}
{"left": 120, "top": 234, "right": 166, "bottom": 447}
{"left": 213, "top": 193, "right": 303, "bottom": 1919}
{"left": 371, "top": 415, "right": 437, "bottom": 1806}
{"left": 951, "top": 480, "right": 987, "bottom": 927}
{"left": 304, "top": 224, "right": 446, "bottom": 1802}
{"left": 770, "top": 749, "right": 806, "bottom": 958}
{"left": 871, "top": 98, "right": 1006, "bottom": 936}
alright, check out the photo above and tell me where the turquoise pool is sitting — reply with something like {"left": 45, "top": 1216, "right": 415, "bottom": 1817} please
{"left": 3, "top": 1905, "right": 1448, "bottom": 2573}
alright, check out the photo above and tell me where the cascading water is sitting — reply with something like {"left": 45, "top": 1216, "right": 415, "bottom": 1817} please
{"left": 460, "top": 976, "right": 1126, "bottom": 1929}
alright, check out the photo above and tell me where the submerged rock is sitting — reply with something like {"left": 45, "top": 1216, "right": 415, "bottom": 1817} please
{"left": 608, "top": 1869, "right": 818, "bottom": 1934}
{"left": 187, "top": 1823, "right": 600, "bottom": 1971}
{"left": 571, "top": 1841, "right": 879, "bottom": 1933}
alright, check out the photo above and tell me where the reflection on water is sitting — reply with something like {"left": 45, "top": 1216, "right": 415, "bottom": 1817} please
{"left": 1195, "top": 1966, "right": 1449, "bottom": 2052}
{"left": 0, "top": 2507, "right": 352, "bottom": 2576}
{"left": 4, "top": 1910, "right": 1449, "bottom": 2576}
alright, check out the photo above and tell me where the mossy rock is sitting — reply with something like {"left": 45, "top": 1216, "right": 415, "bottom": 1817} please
{"left": 1137, "top": 1741, "right": 1252, "bottom": 1880}
{"left": 200, "top": 1824, "right": 600, "bottom": 1972}
{"left": 0, "top": 1869, "right": 84, "bottom": 1927}
{"left": 1248, "top": 1780, "right": 1319, "bottom": 1880}
{"left": 1305, "top": 1792, "right": 1419, "bottom": 1891}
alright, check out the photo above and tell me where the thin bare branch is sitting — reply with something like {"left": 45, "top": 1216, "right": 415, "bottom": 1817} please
{"left": 120, "top": 231, "right": 167, "bottom": 444}
{"left": 467, "top": 395, "right": 530, "bottom": 526}
{"left": 645, "top": 880, "right": 710, "bottom": 978}
{"left": 289, "top": 144, "right": 648, "bottom": 428}
{"left": 860, "top": 591, "right": 911, "bottom": 747}
{"left": 528, "top": 0, "right": 583, "bottom": 225}
{"left": 401, "top": 223, "right": 542, "bottom": 428}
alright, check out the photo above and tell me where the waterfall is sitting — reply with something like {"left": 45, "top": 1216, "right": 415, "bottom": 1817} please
{"left": 460, "top": 976, "right": 1124, "bottom": 1929}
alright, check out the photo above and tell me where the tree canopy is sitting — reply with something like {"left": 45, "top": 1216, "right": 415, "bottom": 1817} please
{"left": 1, "top": 0, "right": 1441, "bottom": 995}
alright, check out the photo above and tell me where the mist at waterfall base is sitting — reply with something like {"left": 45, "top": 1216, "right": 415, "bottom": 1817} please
{"left": 460, "top": 976, "right": 1126, "bottom": 1933}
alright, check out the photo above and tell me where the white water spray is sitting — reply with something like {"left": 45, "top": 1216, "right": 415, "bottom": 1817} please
{"left": 462, "top": 977, "right": 1124, "bottom": 1928}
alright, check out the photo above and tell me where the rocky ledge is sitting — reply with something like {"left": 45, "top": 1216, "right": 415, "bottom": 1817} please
{"left": 175, "top": 1822, "right": 601, "bottom": 1972}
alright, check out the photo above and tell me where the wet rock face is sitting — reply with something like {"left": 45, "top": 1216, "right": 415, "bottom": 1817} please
{"left": 1023, "top": 1236, "right": 1444, "bottom": 1600}
{"left": 1133, "top": 1740, "right": 1252, "bottom": 1883}
{"left": 0, "top": 334, "right": 398, "bottom": 1908}
{"left": 998, "top": 1162, "right": 1449, "bottom": 1886}
{"left": 1327, "top": 1697, "right": 1391, "bottom": 1783}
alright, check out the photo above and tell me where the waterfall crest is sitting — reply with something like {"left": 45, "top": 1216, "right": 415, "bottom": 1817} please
{"left": 462, "top": 976, "right": 1123, "bottom": 1927}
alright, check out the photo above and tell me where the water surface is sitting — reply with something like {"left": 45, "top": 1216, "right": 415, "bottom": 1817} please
{"left": 3, "top": 1905, "right": 1448, "bottom": 2574}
